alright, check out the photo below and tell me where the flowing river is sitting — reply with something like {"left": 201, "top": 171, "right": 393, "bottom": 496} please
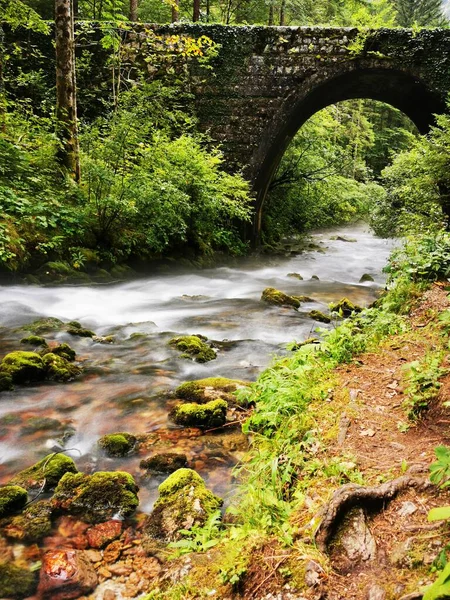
{"left": 0, "top": 224, "right": 396, "bottom": 512}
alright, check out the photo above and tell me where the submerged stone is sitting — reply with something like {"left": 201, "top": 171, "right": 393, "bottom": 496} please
{"left": 169, "top": 335, "right": 216, "bottom": 363}
{"left": 3, "top": 500, "right": 53, "bottom": 542}
{"left": 140, "top": 453, "right": 188, "bottom": 474}
{"left": 97, "top": 432, "right": 137, "bottom": 457}
{"left": 20, "top": 416, "right": 63, "bottom": 435}
{"left": 329, "top": 297, "right": 363, "bottom": 317}
{"left": 38, "top": 549, "right": 97, "bottom": 599}
{"left": 308, "top": 310, "right": 331, "bottom": 324}
{"left": 0, "top": 485, "right": 28, "bottom": 518}
{"left": 67, "top": 322, "right": 96, "bottom": 338}
{"left": 21, "top": 317, "right": 64, "bottom": 335}
{"left": 144, "top": 468, "right": 223, "bottom": 541}
{"left": 20, "top": 335, "right": 48, "bottom": 347}
{"left": 86, "top": 520, "right": 122, "bottom": 549}
{"left": 0, "top": 351, "right": 46, "bottom": 384}
{"left": 359, "top": 273, "right": 375, "bottom": 283}
{"left": 175, "top": 377, "right": 249, "bottom": 406}
{"left": 52, "top": 471, "right": 139, "bottom": 523}
{"left": 169, "top": 399, "right": 227, "bottom": 429}
{"left": 287, "top": 272, "right": 303, "bottom": 280}
{"left": 0, "top": 562, "right": 37, "bottom": 598}
{"left": 261, "top": 287, "right": 300, "bottom": 308}
{"left": 9, "top": 453, "right": 78, "bottom": 492}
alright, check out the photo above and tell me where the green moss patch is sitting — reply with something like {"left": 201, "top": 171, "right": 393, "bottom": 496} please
{"left": 144, "top": 468, "right": 223, "bottom": 541}
{"left": 20, "top": 317, "right": 64, "bottom": 335}
{"left": 42, "top": 352, "right": 80, "bottom": 382}
{"left": 20, "top": 335, "right": 48, "bottom": 347}
{"left": 0, "top": 562, "right": 37, "bottom": 598}
{"left": 47, "top": 343, "right": 76, "bottom": 361}
{"left": 9, "top": 453, "right": 78, "bottom": 492}
{"left": 329, "top": 297, "right": 363, "bottom": 317}
{"left": 52, "top": 471, "right": 139, "bottom": 523}
{"left": 0, "top": 486, "right": 28, "bottom": 518}
{"left": 261, "top": 287, "right": 300, "bottom": 309}
{"left": 3, "top": 500, "right": 53, "bottom": 542}
{"left": 0, "top": 351, "right": 46, "bottom": 384}
{"left": 169, "top": 399, "right": 228, "bottom": 429}
{"left": 308, "top": 310, "right": 331, "bottom": 323}
{"left": 169, "top": 335, "right": 216, "bottom": 363}
{"left": 175, "top": 377, "right": 249, "bottom": 406}
{"left": 97, "top": 432, "right": 137, "bottom": 457}
{"left": 140, "top": 453, "right": 188, "bottom": 473}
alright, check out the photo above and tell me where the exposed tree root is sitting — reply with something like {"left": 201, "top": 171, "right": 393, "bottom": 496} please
{"left": 314, "top": 468, "right": 431, "bottom": 552}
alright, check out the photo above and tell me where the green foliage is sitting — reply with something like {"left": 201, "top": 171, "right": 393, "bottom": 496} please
{"left": 167, "top": 510, "right": 222, "bottom": 556}
{"left": 402, "top": 352, "right": 447, "bottom": 420}
{"left": 394, "top": 0, "right": 447, "bottom": 27}
{"left": 385, "top": 233, "right": 450, "bottom": 284}
{"left": 429, "top": 446, "right": 450, "bottom": 488}
{"left": 263, "top": 100, "right": 414, "bottom": 245}
{"left": 423, "top": 563, "right": 450, "bottom": 600}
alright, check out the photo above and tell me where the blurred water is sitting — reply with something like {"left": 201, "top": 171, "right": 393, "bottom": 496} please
{"left": 0, "top": 224, "right": 395, "bottom": 507}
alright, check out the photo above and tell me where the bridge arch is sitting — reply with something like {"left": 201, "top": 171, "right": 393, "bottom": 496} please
{"left": 250, "top": 67, "right": 446, "bottom": 237}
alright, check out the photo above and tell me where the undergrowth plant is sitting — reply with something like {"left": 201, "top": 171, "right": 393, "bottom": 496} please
{"left": 402, "top": 352, "right": 447, "bottom": 420}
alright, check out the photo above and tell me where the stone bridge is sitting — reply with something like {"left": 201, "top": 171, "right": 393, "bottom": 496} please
{"left": 139, "top": 25, "right": 450, "bottom": 236}
{"left": 9, "top": 24, "right": 450, "bottom": 237}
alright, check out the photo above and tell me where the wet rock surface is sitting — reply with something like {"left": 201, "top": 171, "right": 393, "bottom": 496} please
{"left": 38, "top": 549, "right": 98, "bottom": 600}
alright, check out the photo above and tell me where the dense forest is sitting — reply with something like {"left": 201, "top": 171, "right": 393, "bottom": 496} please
{"left": 0, "top": 0, "right": 449, "bottom": 280}
{"left": 4, "top": 0, "right": 450, "bottom": 599}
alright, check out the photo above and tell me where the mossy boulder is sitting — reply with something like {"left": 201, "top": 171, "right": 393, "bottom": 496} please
{"left": 359, "top": 273, "right": 375, "bottom": 283}
{"left": 97, "top": 432, "right": 137, "bottom": 457}
{"left": 2, "top": 500, "right": 53, "bottom": 542}
{"left": 175, "top": 377, "right": 249, "bottom": 407}
{"left": 169, "top": 335, "right": 216, "bottom": 363}
{"left": 287, "top": 273, "right": 303, "bottom": 280}
{"left": 42, "top": 353, "right": 81, "bottom": 382}
{"left": 140, "top": 453, "right": 188, "bottom": 474}
{"left": 0, "top": 486, "right": 28, "bottom": 518}
{"left": 144, "top": 468, "right": 222, "bottom": 541}
{"left": 329, "top": 297, "right": 363, "bottom": 317}
{"left": 9, "top": 453, "right": 78, "bottom": 492}
{"left": 169, "top": 399, "right": 227, "bottom": 429}
{"left": 67, "top": 322, "right": 96, "bottom": 338}
{"left": 20, "top": 317, "right": 64, "bottom": 335}
{"left": 0, "top": 351, "right": 46, "bottom": 384}
{"left": 0, "top": 562, "right": 37, "bottom": 598}
{"left": 47, "top": 343, "right": 76, "bottom": 361}
{"left": 308, "top": 310, "right": 331, "bottom": 324}
{"left": 20, "top": 335, "right": 48, "bottom": 348}
{"left": 0, "top": 373, "right": 13, "bottom": 392}
{"left": 261, "top": 287, "right": 300, "bottom": 309}
{"left": 52, "top": 471, "right": 139, "bottom": 524}
{"left": 37, "top": 261, "right": 91, "bottom": 284}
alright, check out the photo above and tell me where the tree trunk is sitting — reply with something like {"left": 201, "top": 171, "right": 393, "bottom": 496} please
{"left": 279, "top": 0, "right": 285, "bottom": 25}
{"left": 0, "top": 25, "right": 6, "bottom": 133}
{"left": 268, "top": 2, "right": 274, "bottom": 25}
{"left": 55, "top": 0, "right": 80, "bottom": 181}
{"left": 172, "top": 0, "right": 179, "bottom": 22}
{"left": 206, "top": 0, "right": 210, "bottom": 21}
{"left": 130, "top": 0, "right": 138, "bottom": 21}
{"left": 193, "top": 0, "right": 200, "bottom": 21}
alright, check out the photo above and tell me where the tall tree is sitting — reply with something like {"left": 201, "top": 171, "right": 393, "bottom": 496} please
{"left": 193, "top": 0, "right": 200, "bottom": 21}
{"left": 171, "top": 0, "right": 179, "bottom": 21}
{"left": 55, "top": 0, "right": 80, "bottom": 181}
{"left": 395, "top": 0, "right": 446, "bottom": 26}
{"left": 130, "top": 0, "right": 138, "bottom": 20}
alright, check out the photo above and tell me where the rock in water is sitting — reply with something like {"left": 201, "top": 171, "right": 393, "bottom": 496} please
{"left": 143, "top": 468, "right": 222, "bottom": 541}
{"left": 9, "top": 453, "right": 78, "bottom": 492}
{"left": 169, "top": 399, "right": 228, "bottom": 429}
{"left": 261, "top": 287, "right": 300, "bottom": 309}
{"left": 0, "top": 485, "right": 28, "bottom": 518}
{"left": 38, "top": 549, "right": 97, "bottom": 600}
{"left": 52, "top": 471, "right": 139, "bottom": 523}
